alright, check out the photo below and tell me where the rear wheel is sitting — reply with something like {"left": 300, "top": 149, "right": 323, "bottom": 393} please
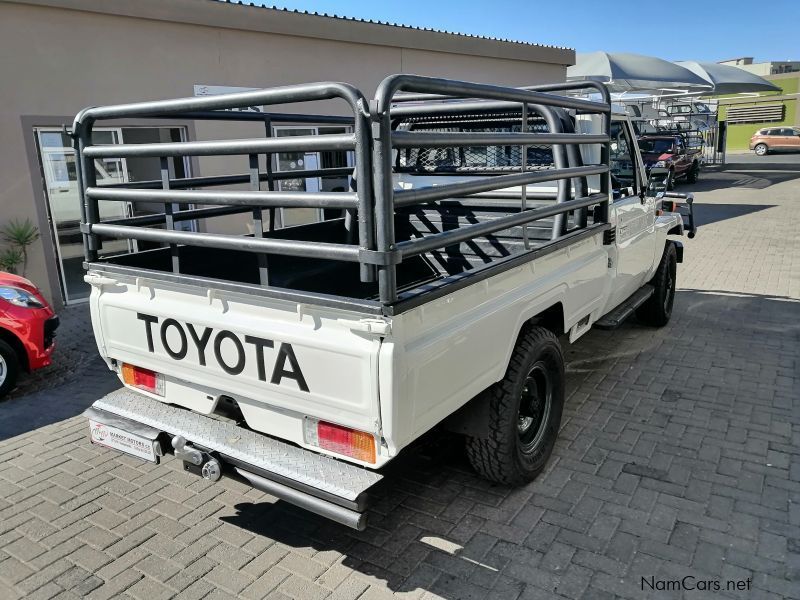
{"left": 755, "top": 143, "right": 768, "bottom": 156}
{"left": 636, "top": 243, "right": 677, "bottom": 327}
{"left": 0, "top": 339, "right": 20, "bottom": 399}
{"left": 466, "top": 326, "right": 564, "bottom": 485}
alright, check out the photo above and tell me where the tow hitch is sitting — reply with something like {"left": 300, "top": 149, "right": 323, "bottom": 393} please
{"left": 172, "top": 435, "right": 222, "bottom": 482}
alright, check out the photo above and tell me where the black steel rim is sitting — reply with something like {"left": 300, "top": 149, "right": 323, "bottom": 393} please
{"left": 517, "top": 361, "right": 553, "bottom": 452}
{"left": 664, "top": 265, "right": 675, "bottom": 315}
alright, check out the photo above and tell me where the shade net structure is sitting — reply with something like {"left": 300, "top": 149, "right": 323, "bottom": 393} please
{"left": 675, "top": 61, "right": 781, "bottom": 95}
{"left": 568, "top": 52, "right": 712, "bottom": 93}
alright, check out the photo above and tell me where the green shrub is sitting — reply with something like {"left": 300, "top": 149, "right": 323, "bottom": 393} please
{"left": 1, "top": 218, "right": 40, "bottom": 277}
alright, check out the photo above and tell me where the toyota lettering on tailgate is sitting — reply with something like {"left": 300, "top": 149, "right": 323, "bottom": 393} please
{"left": 136, "top": 313, "right": 309, "bottom": 392}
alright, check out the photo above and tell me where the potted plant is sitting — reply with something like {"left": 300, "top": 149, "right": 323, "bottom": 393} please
{"left": 1, "top": 219, "right": 40, "bottom": 277}
{"left": 0, "top": 246, "right": 23, "bottom": 274}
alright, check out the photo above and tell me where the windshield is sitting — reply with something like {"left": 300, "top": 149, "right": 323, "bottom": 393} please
{"left": 638, "top": 139, "right": 675, "bottom": 154}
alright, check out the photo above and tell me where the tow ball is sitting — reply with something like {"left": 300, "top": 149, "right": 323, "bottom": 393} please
{"left": 171, "top": 435, "right": 222, "bottom": 482}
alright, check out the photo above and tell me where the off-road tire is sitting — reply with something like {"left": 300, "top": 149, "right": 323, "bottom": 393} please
{"left": 636, "top": 243, "right": 677, "bottom": 327}
{"left": 754, "top": 143, "right": 768, "bottom": 156}
{"left": 0, "top": 339, "right": 20, "bottom": 399}
{"left": 686, "top": 162, "right": 699, "bottom": 184}
{"left": 465, "top": 326, "right": 564, "bottom": 485}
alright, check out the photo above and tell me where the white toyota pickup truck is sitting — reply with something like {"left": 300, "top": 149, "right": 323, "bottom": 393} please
{"left": 77, "top": 75, "right": 696, "bottom": 529}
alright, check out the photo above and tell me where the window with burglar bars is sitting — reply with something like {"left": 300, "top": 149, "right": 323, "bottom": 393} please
{"left": 396, "top": 118, "right": 555, "bottom": 173}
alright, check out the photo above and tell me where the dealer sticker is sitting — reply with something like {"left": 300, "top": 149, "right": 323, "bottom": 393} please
{"left": 89, "top": 419, "right": 157, "bottom": 463}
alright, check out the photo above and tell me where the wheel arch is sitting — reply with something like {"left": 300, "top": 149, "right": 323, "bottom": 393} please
{"left": 443, "top": 302, "right": 564, "bottom": 438}
{"left": 522, "top": 302, "right": 565, "bottom": 338}
{"left": 0, "top": 327, "right": 29, "bottom": 372}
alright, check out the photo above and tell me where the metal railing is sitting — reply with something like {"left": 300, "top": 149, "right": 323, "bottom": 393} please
{"left": 74, "top": 75, "right": 613, "bottom": 307}
{"left": 370, "top": 75, "right": 612, "bottom": 302}
{"left": 73, "top": 83, "right": 375, "bottom": 284}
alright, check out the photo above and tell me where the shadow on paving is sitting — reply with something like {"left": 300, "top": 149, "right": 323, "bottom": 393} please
{"left": 684, "top": 168, "right": 800, "bottom": 193}
{"left": 691, "top": 203, "right": 776, "bottom": 227}
{"left": 215, "top": 289, "right": 799, "bottom": 599}
{"left": 0, "top": 305, "right": 120, "bottom": 440}
{"left": 0, "top": 356, "right": 119, "bottom": 441}
{"left": 724, "top": 160, "right": 800, "bottom": 172}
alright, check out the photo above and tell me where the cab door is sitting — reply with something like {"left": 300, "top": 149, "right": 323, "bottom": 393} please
{"left": 608, "top": 119, "right": 657, "bottom": 309}
{"left": 779, "top": 128, "right": 800, "bottom": 150}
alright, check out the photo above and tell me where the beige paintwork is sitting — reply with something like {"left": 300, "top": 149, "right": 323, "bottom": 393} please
{"left": 0, "top": 0, "right": 572, "bottom": 305}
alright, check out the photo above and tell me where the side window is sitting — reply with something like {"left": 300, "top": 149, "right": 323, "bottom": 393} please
{"left": 782, "top": 128, "right": 796, "bottom": 136}
{"left": 609, "top": 121, "right": 638, "bottom": 199}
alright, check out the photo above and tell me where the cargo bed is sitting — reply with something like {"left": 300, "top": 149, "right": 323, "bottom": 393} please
{"left": 95, "top": 199, "right": 598, "bottom": 309}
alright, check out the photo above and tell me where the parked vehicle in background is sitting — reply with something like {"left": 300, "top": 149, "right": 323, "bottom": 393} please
{"left": 638, "top": 133, "right": 701, "bottom": 188}
{"left": 661, "top": 101, "right": 716, "bottom": 131}
{"left": 750, "top": 127, "right": 800, "bottom": 155}
{"left": 0, "top": 272, "right": 58, "bottom": 398}
{"left": 76, "top": 76, "right": 695, "bottom": 529}
{"left": 625, "top": 100, "right": 716, "bottom": 134}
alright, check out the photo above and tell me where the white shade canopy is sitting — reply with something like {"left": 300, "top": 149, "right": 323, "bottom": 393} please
{"left": 567, "top": 52, "right": 714, "bottom": 93}
{"left": 675, "top": 61, "right": 782, "bottom": 95}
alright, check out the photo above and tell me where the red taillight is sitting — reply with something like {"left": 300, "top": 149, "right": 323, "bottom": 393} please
{"left": 121, "top": 363, "right": 165, "bottom": 396}
{"left": 304, "top": 419, "right": 376, "bottom": 463}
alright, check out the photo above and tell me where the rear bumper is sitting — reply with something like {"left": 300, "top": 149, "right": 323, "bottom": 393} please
{"left": 84, "top": 388, "right": 382, "bottom": 529}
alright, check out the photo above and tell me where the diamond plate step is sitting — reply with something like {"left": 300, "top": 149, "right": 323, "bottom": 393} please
{"left": 91, "top": 388, "right": 382, "bottom": 504}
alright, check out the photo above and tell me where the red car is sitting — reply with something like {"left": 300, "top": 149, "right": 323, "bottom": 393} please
{"left": 0, "top": 272, "right": 58, "bottom": 398}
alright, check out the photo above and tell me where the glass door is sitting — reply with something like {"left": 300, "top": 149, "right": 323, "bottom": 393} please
{"left": 273, "top": 126, "right": 354, "bottom": 227}
{"left": 274, "top": 127, "right": 320, "bottom": 227}
{"left": 36, "top": 128, "right": 130, "bottom": 303}
{"left": 36, "top": 127, "right": 191, "bottom": 304}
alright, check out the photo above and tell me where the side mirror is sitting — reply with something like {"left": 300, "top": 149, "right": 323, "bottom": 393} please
{"left": 647, "top": 168, "right": 670, "bottom": 196}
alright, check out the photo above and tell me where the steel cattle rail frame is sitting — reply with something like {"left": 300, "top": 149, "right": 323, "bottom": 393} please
{"left": 73, "top": 75, "right": 612, "bottom": 310}
{"left": 72, "top": 83, "right": 376, "bottom": 285}
{"left": 370, "top": 75, "right": 612, "bottom": 303}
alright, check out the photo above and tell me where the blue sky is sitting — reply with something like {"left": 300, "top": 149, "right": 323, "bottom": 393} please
{"left": 258, "top": 0, "right": 799, "bottom": 63}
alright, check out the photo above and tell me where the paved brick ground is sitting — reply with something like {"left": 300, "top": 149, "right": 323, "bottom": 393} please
{"left": 1, "top": 162, "right": 798, "bottom": 600}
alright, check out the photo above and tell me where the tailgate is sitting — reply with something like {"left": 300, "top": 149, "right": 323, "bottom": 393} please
{"left": 87, "top": 273, "right": 384, "bottom": 447}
